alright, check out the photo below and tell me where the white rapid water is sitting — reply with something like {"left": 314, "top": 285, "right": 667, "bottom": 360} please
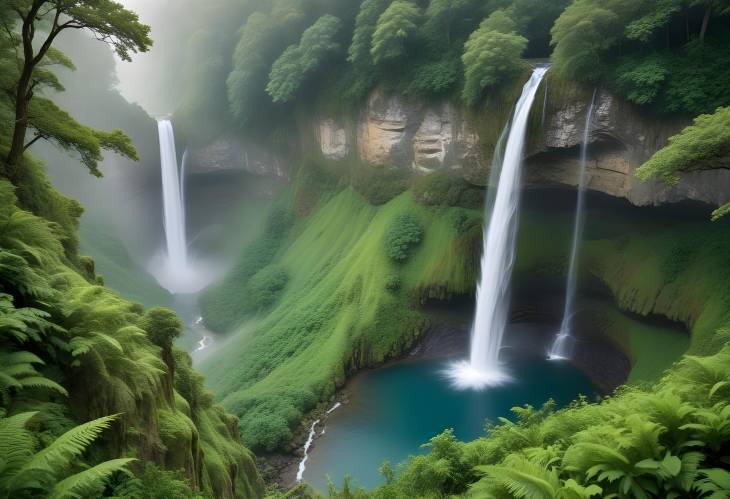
{"left": 158, "top": 119, "right": 187, "bottom": 270}
{"left": 548, "top": 89, "right": 598, "bottom": 361}
{"left": 446, "top": 66, "right": 549, "bottom": 390}
{"left": 297, "top": 402, "right": 342, "bottom": 482}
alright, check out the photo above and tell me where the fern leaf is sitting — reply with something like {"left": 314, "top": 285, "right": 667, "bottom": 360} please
{"left": 0, "top": 351, "right": 44, "bottom": 366}
{"left": 17, "top": 377, "right": 68, "bottom": 396}
{"left": 0, "top": 372, "right": 22, "bottom": 390}
{"left": 17, "top": 414, "right": 117, "bottom": 476}
{"left": 0, "top": 412, "right": 38, "bottom": 475}
{"left": 48, "top": 458, "right": 135, "bottom": 499}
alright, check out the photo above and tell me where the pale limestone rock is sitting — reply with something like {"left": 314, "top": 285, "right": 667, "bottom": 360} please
{"left": 412, "top": 107, "right": 454, "bottom": 173}
{"left": 318, "top": 119, "right": 349, "bottom": 160}
{"left": 357, "top": 89, "right": 412, "bottom": 165}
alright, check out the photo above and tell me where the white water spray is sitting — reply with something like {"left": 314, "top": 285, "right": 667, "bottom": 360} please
{"left": 548, "top": 90, "right": 598, "bottom": 361}
{"left": 446, "top": 66, "right": 549, "bottom": 390}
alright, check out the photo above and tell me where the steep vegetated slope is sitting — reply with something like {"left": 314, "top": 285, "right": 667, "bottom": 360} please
{"left": 202, "top": 154, "right": 730, "bottom": 455}
{"left": 200, "top": 178, "right": 484, "bottom": 450}
{"left": 0, "top": 167, "right": 263, "bottom": 498}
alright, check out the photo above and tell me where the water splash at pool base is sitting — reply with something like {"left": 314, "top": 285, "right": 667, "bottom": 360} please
{"left": 443, "top": 360, "right": 512, "bottom": 390}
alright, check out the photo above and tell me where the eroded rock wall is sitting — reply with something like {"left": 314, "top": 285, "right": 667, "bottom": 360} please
{"left": 189, "top": 77, "right": 729, "bottom": 208}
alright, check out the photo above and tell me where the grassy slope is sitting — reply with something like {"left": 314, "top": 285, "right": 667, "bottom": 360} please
{"left": 201, "top": 189, "right": 477, "bottom": 450}
{"left": 201, "top": 177, "right": 730, "bottom": 452}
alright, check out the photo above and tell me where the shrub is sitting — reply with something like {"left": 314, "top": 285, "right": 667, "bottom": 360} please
{"left": 385, "top": 274, "right": 401, "bottom": 291}
{"left": 351, "top": 164, "right": 409, "bottom": 205}
{"left": 246, "top": 266, "right": 289, "bottom": 311}
{"left": 384, "top": 214, "right": 423, "bottom": 262}
{"left": 451, "top": 209, "right": 483, "bottom": 234}
{"left": 413, "top": 171, "right": 483, "bottom": 208}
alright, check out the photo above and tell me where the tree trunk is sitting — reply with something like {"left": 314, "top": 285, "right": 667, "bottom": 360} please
{"left": 699, "top": 2, "right": 711, "bottom": 42}
{"left": 5, "top": 70, "right": 32, "bottom": 184}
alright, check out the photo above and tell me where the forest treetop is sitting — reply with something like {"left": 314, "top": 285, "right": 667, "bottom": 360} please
{"left": 174, "top": 0, "right": 730, "bottom": 141}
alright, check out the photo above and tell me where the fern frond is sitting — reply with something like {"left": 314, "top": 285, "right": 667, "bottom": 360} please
{"left": 17, "top": 376, "right": 68, "bottom": 396}
{"left": 0, "top": 412, "right": 38, "bottom": 477}
{"left": 48, "top": 458, "right": 135, "bottom": 499}
{"left": 0, "top": 351, "right": 44, "bottom": 366}
{"left": 17, "top": 414, "right": 118, "bottom": 476}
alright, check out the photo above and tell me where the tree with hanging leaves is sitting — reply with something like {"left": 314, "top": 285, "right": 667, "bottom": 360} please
{"left": 0, "top": 0, "right": 152, "bottom": 184}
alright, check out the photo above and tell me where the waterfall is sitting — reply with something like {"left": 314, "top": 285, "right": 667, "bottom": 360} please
{"left": 446, "top": 66, "right": 549, "bottom": 390}
{"left": 157, "top": 119, "right": 187, "bottom": 269}
{"left": 548, "top": 89, "right": 598, "bottom": 361}
{"left": 152, "top": 121, "right": 220, "bottom": 294}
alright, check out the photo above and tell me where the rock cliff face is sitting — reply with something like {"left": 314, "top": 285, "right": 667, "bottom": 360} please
{"left": 526, "top": 88, "right": 730, "bottom": 207}
{"left": 188, "top": 134, "right": 289, "bottom": 179}
{"left": 189, "top": 78, "right": 729, "bottom": 208}
{"left": 355, "top": 88, "right": 483, "bottom": 174}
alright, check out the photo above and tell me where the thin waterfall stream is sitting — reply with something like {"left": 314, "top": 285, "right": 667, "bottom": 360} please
{"left": 548, "top": 89, "right": 598, "bottom": 360}
{"left": 446, "top": 66, "right": 549, "bottom": 390}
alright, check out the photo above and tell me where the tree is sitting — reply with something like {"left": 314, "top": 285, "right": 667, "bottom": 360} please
{"left": 636, "top": 106, "right": 730, "bottom": 220}
{"left": 624, "top": 0, "right": 683, "bottom": 43}
{"left": 370, "top": 0, "right": 421, "bottom": 64}
{"left": 509, "top": 0, "right": 570, "bottom": 56}
{"left": 226, "top": 3, "right": 304, "bottom": 124}
{"left": 267, "top": 15, "right": 342, "bottom": 103}
{"left": 550, "top": 2, "right": 624, "bottom": 80}
{"left": 422, "top": 0, "right": 475, "bottom": 46}
{"left": 348, "top": 0, "right": 391, "bottom": 67}
{"left": 690, "top": 0, "right": 730, "bottom": 42}
{"left": 461, "top": 10, "right": 527, "bottom": 105}
{"left": 1, "top": 0, "right": 151, "bottom": 184}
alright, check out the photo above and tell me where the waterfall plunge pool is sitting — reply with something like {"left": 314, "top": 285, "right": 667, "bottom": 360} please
{"left": 301, "top": 323, "right": 595, "bottom": 492}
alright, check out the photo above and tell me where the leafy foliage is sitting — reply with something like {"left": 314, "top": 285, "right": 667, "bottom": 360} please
{"left": 384, "top": 214, "right": 424, "bottom": 262}
{"left": 370, "top": 1, "right": 422, "bottom": 64}
{"left": 0, "top": 412, "right": 133, "bottom": 498}
{"left": 0, "top": 0, "right": 151, "bottom": 182}
{"left": 637, "top": 106, "right": 730, "bottom": 191}
{"left": 267, "top": 15, "right": 343, "bottom": 103}
{"left": 461, "top": 10, "right": 527, "bottom": 105}
{"left": 412, "top": 171, "right": 484, "bottom": 208}
{"left": 348, "top": 0, "right": 391, "bottom": 67}
{"left": 551, "top": 0, "right": 730, "bottom": 114}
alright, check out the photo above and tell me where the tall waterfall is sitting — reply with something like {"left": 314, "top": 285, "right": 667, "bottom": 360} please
{"left": 446, "top": 66, "right": 549, "bottom": 390}
{"left": 548, "top": 90, "right": 598, "bottom": 360}
{"left": 157, "top": 119, "right": 188, "bottom": 270}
